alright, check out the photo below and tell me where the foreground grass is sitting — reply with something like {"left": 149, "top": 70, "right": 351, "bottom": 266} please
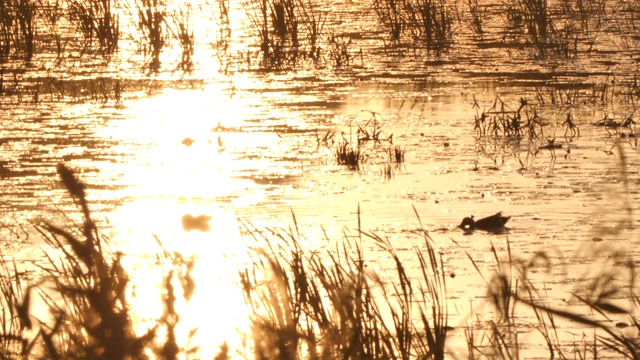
{"left": 239, "top": 206, "right": 448, "bottom": 359}
{"left": 1, "top": 163, "right": 640, "bottom": 359}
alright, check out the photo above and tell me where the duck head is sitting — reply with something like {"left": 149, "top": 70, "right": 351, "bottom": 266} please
{"left": 458, "top": 216, "right": 475, "bottom": 231}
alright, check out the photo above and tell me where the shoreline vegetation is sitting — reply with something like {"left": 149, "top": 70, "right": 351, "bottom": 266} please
{"left": 0, "top": 161, "right": 638, "bottom": 359}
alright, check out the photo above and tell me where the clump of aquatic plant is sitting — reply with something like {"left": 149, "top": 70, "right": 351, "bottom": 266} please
{"left": 209, "top": 0, "right": 231, "bottom": 58}
{"left": 457, "top": 147, "right": 640, "bottom": 358}
{"left": 534, "top": 137, "right": 562, "bottom": 167}
{"left": 243, "top": 0, "right": 332, "bottom": 69}
{"left": 0, "top": 253, "right": 34, "bottom": 358}
{"left": 30, "top": 76, "right": 123, "bottom": 105}
{"left": 453, "top": 232, "right": 577, "bottom": 358}
{"left": 533, "top": 75, "right": 640, "bottom": 110}
{"left": 534, "top": 81, "right": 583, "bottom": 106}
{"left": 594, "top": 112, "right": 637, "bottom": 137}
{"left": 388, "top": 145, "right": 405, "bottom": 163}
{"left": 381, "top": 162, "right": 393, "bottom": 180}
{"left": 0, "top": 2, "right": 14, "bottom": 62}
{"left": 373, "top": 0, "right": 404, "bottom": 42}
{"left": 373, "top": 0, "right": 453, "bottom": 52}
{"left": 245, "top": 0, "right": 301, "bottom": 68}
{"left": 168, "top": 3, "right": 194, "bottom": 72}
{"left": 334, "top": 141, "right": 364, "bottom": 170}
{"left": 510, "top": 0, "right": 582, "bottom": 58}
{"left": 472, "top": 95, "right": 546, "bottom": 140}
{"left": 516, "top": 0, "right": 553, "bottom": 57}
{"left": 0, "top": 0, "right": 37, "bottom": 63}
{"left": 150, "top": 237, "right": 200, "bottom": 359}
{"left": 67, "top": 0, "right": 119, "bottom": 55}
{"left": 298, "top": 0, "right": 325, "bottom": 63}
{"left": 358, "top": 110, "right": 393, "bottom": 143}
{"left": 377, "top": 210, "right": 450, "bottom": 359}
{"left": 562, "top": 112, "right": 579, "bottom": 137}
{"left": 37, "top": 0, "right": 66, "bottom": 62}
{"left": 621, "top": 75, "right": 640, "bottom": 108}
{"left": 15, "top": 0, "right": 36, "bottom": 62}
{"left": 238, "top": 205, "right": 450, "bottom": 359}
{"left": 404, "top": 0, "right": 453, "bottom": 53}
{"left": 134, "top": 0, "right": 167, "bottom": 71}
{"left": 327, "top": 33, "right": 356, "bottom": 68}
{"left": 559, "top": 0, "right": 606, "bottom": 33}
{"left": 315, "top": 128, "right": 335, "bottom": 148}
{"left": 514, "top": 238, "right": 640, "bottom": 358}
{"left": 465, "top": 0, "right": 484, "bottom": 37}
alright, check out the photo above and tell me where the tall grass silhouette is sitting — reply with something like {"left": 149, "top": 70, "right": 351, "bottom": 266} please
{"left": 0, "top": 159, "right": 639, "bottom": 357}
{"left": 239, "top": 206, "right": 450, "bottom": 359}
{"left": 0, "top": 164, "right": 217, "bottom": 359}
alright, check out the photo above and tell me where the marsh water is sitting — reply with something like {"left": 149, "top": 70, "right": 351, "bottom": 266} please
{"left": 2, "top": 0, "right": 640, "bottom": 357}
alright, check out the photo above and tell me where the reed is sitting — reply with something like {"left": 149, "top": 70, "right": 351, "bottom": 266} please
{"left": 373, "top": 0, "right": 404, "bottom": 42}
{"left": 472, "top": 95, "right": 545, "bottom": 140}
{"left": 298, "top": 0, "right": 324, "bottom": 63}
{"left": 334, "top": 141, "right": 364, "bottom": 170}
{"left": 388, "top": 145, "right": 405, "bottom": 163}
{"left": 371, "top": 208, "right": 450, "bottom": 359}
{"left": 452, "top": 148, "right": 640, "bottom": 358}
{"left": 515, "top": 244, "right": 640, "bottom": 359}
{"left": 453, "top": 236, "right": 560, "bottom": 358}
{"left": 0, "top": 164, "right": 216, "bottom": 359}
{"left": 0, "top": 2, "right": 13, "bottom": 63}
{"left": 134, "top": 0, "right": 167, "bottom": 71}
{"left": 15, "top": 0, "right": 36, "bottom": 62}
{"left": 465, "top": 0, "right": 483, "bottom": 36}
{"left": 29, "top": 163, "right": 154, "bottom": 359}
{"left": 560, "top": 0, "right": 606, "bottom": 33}
{"left": 327, "top": 33, "right": 354, "bottom": 68}
{"left": 358, "top": 110, "right": 393, "bottom": 143}
{"left": 513, "top": 0, "right": 579, "bottom": 58}
{"left": 36, "top": 0, "right": 66, "bottom": 62}
{"left": 239, "top": 205, "right": 451, "bottom": 359}
{"left": 0, "top": 256, "right": 33, "bottom": 358}
{"left": 209, "top": 0, "right": 231, "bottom": 56}
{"left": 315, "top": 128, "right": 335, "bottom": 148}
{"left": 3, "top": 161, "right": 640, "bottom": 358}
{"left": 245, "top": 0, "right": 301, "bottom": 68}
{"left": 404, "top": 0, "right": 453, "bottom": 52}
{"left": 381, "top": 162, "right": 393, "bottom": 180}
{"left": 168, "top": 3, "right": 194, "bottom": 72}
{"left": 67, "top": 0, "right": 119, "bottom": 55}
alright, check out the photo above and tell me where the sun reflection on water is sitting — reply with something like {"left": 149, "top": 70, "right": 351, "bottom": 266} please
{"left": 96, "top": 83, "right": 281, "bottom": 357}
{"left": 124, "top": 212, "right": 251, "bottom": 358}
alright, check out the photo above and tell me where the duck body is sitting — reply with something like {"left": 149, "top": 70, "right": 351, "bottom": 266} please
{"left": 458, "top": 212, "right": 510, "bottom": 233}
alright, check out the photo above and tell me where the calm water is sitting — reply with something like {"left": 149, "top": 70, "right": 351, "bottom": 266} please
{"left": 1, "top": 0, "right": 640, "bottom": 357}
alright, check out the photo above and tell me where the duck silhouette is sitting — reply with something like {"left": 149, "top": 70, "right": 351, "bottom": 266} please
{"left": 458, "top": 212, "right": 510, "bottom": 233}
